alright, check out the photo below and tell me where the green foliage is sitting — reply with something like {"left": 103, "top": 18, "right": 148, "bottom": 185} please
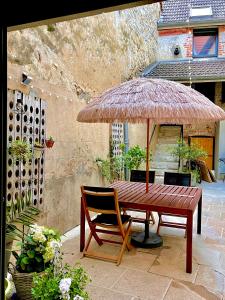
{"left": 9, "top": 139, "right": 32, "bottom": 162}
{"left": 32, "top": 263, "right": 90, "bottom": 299}
{"left": 96, "top": 144, "right": 148, "bottom": 182}
{"left": 170, "top": 139, "right": 208, "bottom": 172}
{"left": 48, "top": 136, "right": 54, "bottom": 141}
{"left": 6, "top": 190, "right": 40, "bottom": 241}
{"left": 13, "top": 225, "right": 61, "bottom": 273}
{"left": 47, "top": 24, "right": 56, "bottom": 32}
{"left": 124, "top": 145, "right": 146, "bottom": 170}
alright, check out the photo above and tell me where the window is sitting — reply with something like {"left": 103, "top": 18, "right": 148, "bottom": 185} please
{"left": 190, "top": 6, "right": 212, "bottom": 17}
{"left": 193, "top": 29, "right": 218, "bottom": 58}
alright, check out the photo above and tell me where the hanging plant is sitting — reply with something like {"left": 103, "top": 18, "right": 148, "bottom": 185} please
{"left": 45, "top": 136, "right": 55, "bottom": 148}
{"left": 9, "top": 140, "right": 32, "bottom": 162}
{"left": 34, "top": 142, "right": 45, "bottom": 159}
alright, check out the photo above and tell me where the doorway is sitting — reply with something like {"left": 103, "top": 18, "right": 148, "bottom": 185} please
{"left": 189, "top": 136, "right": 214, "bottom": 170}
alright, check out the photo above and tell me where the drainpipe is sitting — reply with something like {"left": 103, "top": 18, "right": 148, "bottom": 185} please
{"left": 123, "top": 123, "right": 129, "bottom": 180}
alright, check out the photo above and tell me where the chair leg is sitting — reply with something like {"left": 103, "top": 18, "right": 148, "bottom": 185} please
{"left": 89, "top": 224, "right": 103, "bottom": 246}
{"left": 117, "top": 221, "right": 132, "bottom": 266}
{"left": 84, "top": 232, "right": 93, "bottom": 254}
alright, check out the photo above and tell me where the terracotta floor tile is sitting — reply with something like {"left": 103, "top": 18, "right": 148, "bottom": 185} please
{"left": 149, "top": 253, "right": 198, "bottom": 282}
{"left": 195, "top": 265, "right": 225, "bottom": 296}
{"left": 164, "top": 280, "right": 222, "bottom": 300}
{"left": 120, "top": 248, "right": 157, "bottom": 271}
{"left": 86, "top": 284, "right": 135, "bottom": 300}
{"left": 112, "top": 269, "right": 171, "bottom": 300}
{"left": 76, "top": 258, "right": 127, "bottom": 288}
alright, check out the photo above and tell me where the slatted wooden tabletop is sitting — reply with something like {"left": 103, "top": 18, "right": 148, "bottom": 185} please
{"left": 110, "top": 181, "right": 202, "bottom": 215}
{"left": 80, "top": 181, "right": 202, "bottom": 273}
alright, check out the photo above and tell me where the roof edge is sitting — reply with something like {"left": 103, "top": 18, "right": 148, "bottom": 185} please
{"left": 157, "top": 18, "right": 225, "bottom": 30}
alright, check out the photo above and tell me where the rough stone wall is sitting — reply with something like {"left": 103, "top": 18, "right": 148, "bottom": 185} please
{"left": 7, "top": 4, "right": 160, "bottom": 233}
{"left": 158, "top": 28, "right": 192, "bottom": 60}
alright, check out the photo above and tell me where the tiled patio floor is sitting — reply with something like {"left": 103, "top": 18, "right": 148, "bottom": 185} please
{"left": 62, "top": 181, "right": 225, "bottom": 300}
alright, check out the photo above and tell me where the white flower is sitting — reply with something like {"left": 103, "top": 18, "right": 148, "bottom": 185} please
{"left": 50, "top": 240, "right": 62, "bottom": 252}
{"left": 59, "top": 278, "right": 72, "bottom": 294}
{"left": 73, "top": 296, "right": 84, "bottom": 300}
{"left": 32, "top": 231, "right": 47, "bottom": 243}
{"left": 30, "top": 224, "right": 43, "bottom": 234}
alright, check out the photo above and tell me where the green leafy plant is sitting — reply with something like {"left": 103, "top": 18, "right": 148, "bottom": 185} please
{"left": 47, "top": 24, "right": 56, "bottom": 32}
{"left": 32, "top": 263, "right": 90, "bottom": 300}
{"left": 12, "top": 224, "right": 60, "bottom": 273}
{"left": 124, "top": 144, "right": 147, "bottom": 170}
{"left": 170, "top": 139, "right": 207, "bottom": 172}
{"left": 96, "top": 144, "right": 148, "bottom": 182}
{"left": 9, "top": 139, "right": 32, "bottom": 162}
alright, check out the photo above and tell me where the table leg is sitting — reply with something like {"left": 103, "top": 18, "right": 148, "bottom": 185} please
{"left": 186, "top": 211, "right": 193, "bottom": 273}
{"left": 197, "top": 195, "right": 202, "bottom": 234}
{"left": 80, "top": 197, "right": 85, "bottom": 252}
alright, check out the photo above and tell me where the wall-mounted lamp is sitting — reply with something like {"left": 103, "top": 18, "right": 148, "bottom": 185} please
{"left": 21, "top": 72, "right": 32, "bottom": 85}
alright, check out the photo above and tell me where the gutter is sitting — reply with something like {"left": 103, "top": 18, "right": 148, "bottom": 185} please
{"left": 158, "top": 19, "right": 225, "bottom": 30}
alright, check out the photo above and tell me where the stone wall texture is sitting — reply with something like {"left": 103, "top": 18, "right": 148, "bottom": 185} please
{"left": 7, "top": 4, "right": 160, "bottom": 233}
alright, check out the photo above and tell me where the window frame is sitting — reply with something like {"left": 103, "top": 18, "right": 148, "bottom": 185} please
{"left": 192, "top": 28, "right": 218, "bottom": 58}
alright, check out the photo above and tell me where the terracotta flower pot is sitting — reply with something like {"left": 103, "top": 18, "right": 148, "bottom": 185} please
{"left": 45, "top": 139, "right": 54, "bottom": 148}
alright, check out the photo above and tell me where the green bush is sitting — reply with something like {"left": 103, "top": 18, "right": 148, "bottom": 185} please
{"left": 32, "top": 262, "right": 90, "bottom": 299}
{"left": 96, "top": 144, "right": 148, "bottom": 182}
{"left": 170, "top": 139, "right": 207, "bottom": 172}
{"left": 9, "top": 139, "right": 32, "bottom": 162}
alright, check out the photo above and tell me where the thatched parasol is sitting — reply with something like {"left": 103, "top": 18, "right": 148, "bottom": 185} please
{"left": 77, "top": 77, "right": 225, "bottom": 191}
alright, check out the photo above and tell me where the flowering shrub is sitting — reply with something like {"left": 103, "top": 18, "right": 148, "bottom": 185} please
{"left": 12, "top": 224, "right": 61, "bottom": 273}
{"left": 32, "top": 261, "right": 90, "bottom": 299}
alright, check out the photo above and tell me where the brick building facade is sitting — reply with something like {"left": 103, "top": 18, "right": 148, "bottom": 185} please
{"left": 142, "top": 0, "right": 225, "bottom": 178}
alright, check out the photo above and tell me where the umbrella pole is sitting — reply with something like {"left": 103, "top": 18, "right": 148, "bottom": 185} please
{"left": 146, "top": 119, "right": 150, "bottom": 193}
{"left": 131, "top": 119, "right": 163, "bottom": 248}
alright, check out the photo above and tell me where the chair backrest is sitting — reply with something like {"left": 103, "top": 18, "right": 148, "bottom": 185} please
{"left": 81, "top": 186, "right": 119, "bottom": 214}
{"left": 130, "top": 170, "right": 155, "bottom": 183}
{"left": 164, "top": 172, "right": 191, "bottom": 187}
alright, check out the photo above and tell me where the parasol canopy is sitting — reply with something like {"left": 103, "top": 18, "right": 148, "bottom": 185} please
{"left": 77, "top": 78, "right": 225, "bottom": 124}
{"left": 77, "top": 77, "right": 225, "bottom": 192}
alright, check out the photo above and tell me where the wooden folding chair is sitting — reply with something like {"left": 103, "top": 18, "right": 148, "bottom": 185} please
{"left": 81, "top": 185, "right": 132, "bottom": 266}
{"left": 157, "top": 172, "right": 191, "bottom": 236}
{"left": 124, "top": 170, "right": 155, "bottom": 225}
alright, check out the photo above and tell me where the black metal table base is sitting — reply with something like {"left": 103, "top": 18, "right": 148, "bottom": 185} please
{"left": 131, "top": 219, "right": 163, "bottom": 248}
{"left": 131, "top": 231, "right": 163, "bottom": 248}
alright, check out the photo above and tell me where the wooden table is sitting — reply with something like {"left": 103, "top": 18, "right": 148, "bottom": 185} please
{"left": 80, "top": 181, "right": 202, "bottom": 273}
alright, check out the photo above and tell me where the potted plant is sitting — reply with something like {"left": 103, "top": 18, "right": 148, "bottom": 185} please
{"left": 32, "top": 262, "right": 90, "bottom": 300}
{"left": 34, "top": 142, "right": 45, "bottom": 159}
{"left": 5, "top": 191, "right": 39, "bottom": 276}
{"left": 45, "top": 136, "right": 55, "bottom": 148}
{"left": 170, "top": 139, "right": 207, "bottom": 186}
{"left": 11, "top": 224, "right": 61, "bottom": 300}
{"left": 9, "top": 139, "right": 32, "bottom": 162}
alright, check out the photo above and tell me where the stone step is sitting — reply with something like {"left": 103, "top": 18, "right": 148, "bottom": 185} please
{"left": 151, "top": 161, "right": 179, "bottom": 170}
{"left": 158, "top": 132, "right": 181, "bottom": 138}
{"left": 153, "top": 154, "right": 178, "bottom": 162}
{"left": 156, "top": 144, "right": 177, "bottom": 152}
{"left": 157, "top": 137, "right": 179, "bottom": 144}
{"left": 155, "top": 175, "right": 164, "bottom": 184}
{"left": 160, "top": 126, "right": 181, "bottom": 131}
{"left": 151, "top": 168, "right": 179, "bottom": 175}
{"left": 159, "top": 129, "right": 181, "bottom": 134}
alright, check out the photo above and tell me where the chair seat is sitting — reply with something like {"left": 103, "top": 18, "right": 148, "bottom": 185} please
{"left": 93, "top": 214, "right": 131, "bottom": 225}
